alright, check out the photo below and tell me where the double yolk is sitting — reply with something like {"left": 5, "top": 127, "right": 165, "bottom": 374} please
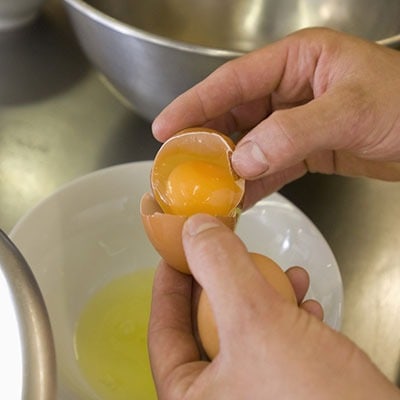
{"left": 162, "top": 159, "right": 242, "bottom": 216}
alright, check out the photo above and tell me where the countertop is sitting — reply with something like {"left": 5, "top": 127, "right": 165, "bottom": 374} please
{"left": 1, "top": 0, "right": 400, "bottom": 386}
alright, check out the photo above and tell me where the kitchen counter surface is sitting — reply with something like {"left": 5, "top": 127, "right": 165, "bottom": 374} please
{"left": 1, "top": 0, "right": 400, "bottom": 386}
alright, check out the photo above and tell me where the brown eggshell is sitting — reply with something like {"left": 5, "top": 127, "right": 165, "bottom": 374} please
{"left": 140, "top": 192, "right": 238, "bottom": 274}
{"left": 197, "top": 252, "right": 297, "bottom": 359}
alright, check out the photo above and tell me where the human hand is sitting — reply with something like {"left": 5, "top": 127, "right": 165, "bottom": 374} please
{"left": 148, "top": 214, "right": 400, "bottom": 400}
{"left": 152, "top": 28, "right": 400, "bottom": 207}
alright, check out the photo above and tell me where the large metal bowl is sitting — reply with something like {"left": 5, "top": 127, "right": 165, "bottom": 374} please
{"left": 0, "top": 230, "right": 56, "bottom": 399}
{"left": 63, "top": 0, "right": 400, "bottom": 121}
{"left": 0, "top": 0, "right": 45, "bottom": 30}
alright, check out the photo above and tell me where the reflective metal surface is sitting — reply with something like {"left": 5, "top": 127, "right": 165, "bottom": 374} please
{"left": 1, "top": 0, "right": 400, "bottom": 392}
{"left": 0, "top": 0, "right": 45, "bottom": 30}
{"left": 86, "top": 0, "right": 400, "bottom": 51}
{"left": 0, "top": 230, "right": 56, "bottom": 399}
{"left": 62, "top": 0, "right": 400, "bottom": 121}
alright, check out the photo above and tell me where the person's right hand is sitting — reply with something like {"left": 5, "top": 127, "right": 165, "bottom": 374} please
{"left": 152, "top": 28, "right": 400, "bottom": 207}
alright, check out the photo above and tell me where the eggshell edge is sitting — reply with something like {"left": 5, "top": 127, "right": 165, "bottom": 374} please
{"left": 140, "top": 192, "right": 238, "bottom": 274}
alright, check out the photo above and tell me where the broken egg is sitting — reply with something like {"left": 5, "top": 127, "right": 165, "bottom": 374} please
{"left": 197, "top": 252, "right": 297, "bottom": 359}
{"left": 140, "top": 127, "right": 245, "bottom": 274}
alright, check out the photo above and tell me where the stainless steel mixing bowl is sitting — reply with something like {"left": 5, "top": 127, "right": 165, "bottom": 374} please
{"left": 0, "top": 230, "right": 56, "bottom": 400}
{"left": 0, "top": 0, "right": 45, "bottom": 30}
{"left": 63, "top": 0, "right": 400, "bottom": 121}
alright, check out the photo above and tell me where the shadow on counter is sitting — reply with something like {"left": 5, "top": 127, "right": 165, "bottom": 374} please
{"left": 0, "top": 8, "right": 88, "bottom": 106}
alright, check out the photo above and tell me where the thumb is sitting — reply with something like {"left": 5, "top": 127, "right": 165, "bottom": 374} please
{"left": 182, "top": 214, "right": 293, "bottom": 353}
{"left": 232, "top": 87, "right": 369, "bottom": 179}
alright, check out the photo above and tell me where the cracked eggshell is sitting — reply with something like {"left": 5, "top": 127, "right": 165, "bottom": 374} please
{"left": 140, "top": 192, "right": 238, "bottom": 274}
{"left": 150, "top": 127, "right": 244, "bottom": 217}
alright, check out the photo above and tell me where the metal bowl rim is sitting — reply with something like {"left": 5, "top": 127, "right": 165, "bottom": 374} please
{"left": 63, "top": 0, "right": 400, "bottom": 56}
{"left": 62, "top": 0, "right": 244, "bottom": 57}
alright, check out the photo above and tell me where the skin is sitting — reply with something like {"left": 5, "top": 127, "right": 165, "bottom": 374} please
{"left": 148, "top": 28, "right": 400, "bottom": 399}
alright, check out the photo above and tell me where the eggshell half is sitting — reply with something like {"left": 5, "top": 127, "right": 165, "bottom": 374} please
{"left": 151, "top": 127, "right": 244, "bottom": 217}
{"left": 140, "top": 192, "right": 238, "bottom": 274}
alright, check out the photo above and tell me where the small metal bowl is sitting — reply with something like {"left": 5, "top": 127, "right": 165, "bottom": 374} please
{"left": 63, "top": 0, "right": 400, "bottom": 121}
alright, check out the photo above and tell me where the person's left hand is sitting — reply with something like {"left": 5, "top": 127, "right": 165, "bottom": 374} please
{"left": 148, "top": 214, "right": 399, "bottom": 400}
{"left": 148, "top": 252, "right": 319, "bottom": 400}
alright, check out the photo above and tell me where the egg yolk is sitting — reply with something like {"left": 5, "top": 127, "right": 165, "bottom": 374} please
{"left": 163, "top": 160, "right": 241, "bottom": 216}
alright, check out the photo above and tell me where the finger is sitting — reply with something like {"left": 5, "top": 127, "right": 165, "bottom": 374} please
{"left": 201, "top": 97, "right": 271, "bottom": 139}
{"left": 152, "top": 44, "right": 284, "bottom": 141}
{"left": 241, "top": 153, "right": 400, "bottom": 208}
{"left": 231, "top": 84, "right": 375, "bottom": 179}
{"left": 148, "top": 260, "right": 200, "bottom": 387}
{"left": 182, "top": 214, "right": 293, "bottom": 351}
{"left": 242, "top": 162, "right": 307, "bottom": 209}
{"left": 300, "top": 299, "right": 324, "bottom": 321}
{"left": 286, "top": 268, "right": 324, "bottom": 321}
{"left": 152, "top": 30, "right": 320, "bottom": 142}
{"left": 190, "top": 280, "right": 207, "bottom": 359}
{"left": 285, "top": 266, "right": 310, "bottom": 304}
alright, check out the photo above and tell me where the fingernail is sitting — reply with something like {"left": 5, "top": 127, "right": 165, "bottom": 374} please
{"left": 232, "top": 141, "right": 269, "bottom": 177}
{"left": 185, "top": 215, "right": 221, "bottom": 237}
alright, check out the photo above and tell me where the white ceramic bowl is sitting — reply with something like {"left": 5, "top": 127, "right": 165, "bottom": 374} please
{"left": 10, "top": 160, "right": 343, "bottom": 398}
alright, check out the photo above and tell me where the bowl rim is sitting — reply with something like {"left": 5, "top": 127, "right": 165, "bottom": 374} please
{"left": 62, "top": 0, "right": 400, "bottom": 53}
{"left": 62, "top": 0, "right": 244, "bottom": 57}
